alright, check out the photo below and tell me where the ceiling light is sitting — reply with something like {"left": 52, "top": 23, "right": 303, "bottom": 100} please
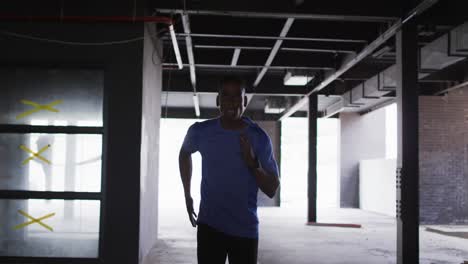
{"left": 169, "top": 24, "right": 183, "bottom": 70}
{"left": 264, "top": 98, "right": 286, "bottom": 114}
{"left": 284, "top": 72, "right": 314, "bottom": 86}
{"left": 192, "top": 94, "right": 200, "bottom": 117}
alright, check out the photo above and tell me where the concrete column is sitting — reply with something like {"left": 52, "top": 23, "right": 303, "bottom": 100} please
{"left": 396, "top": 20, "right": 419, "bottom": 264}
{"left": 308, "top": 94, "right": 318, "bottom": 222}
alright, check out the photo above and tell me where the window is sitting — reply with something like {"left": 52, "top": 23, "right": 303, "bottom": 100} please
{"left": 0, "top": 67, "right": 104, "bottom": 259}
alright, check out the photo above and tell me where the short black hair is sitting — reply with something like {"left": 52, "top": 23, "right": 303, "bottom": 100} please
{"left": 219, "top": 76, "right": 246, "bottom": 95}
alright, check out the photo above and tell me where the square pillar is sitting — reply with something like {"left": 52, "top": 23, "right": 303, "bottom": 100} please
{"left": 308, "top": 93, "right": 318, "bottom": 222}
{"left": 396, "top": 20, "right": 420, "bottom": 264}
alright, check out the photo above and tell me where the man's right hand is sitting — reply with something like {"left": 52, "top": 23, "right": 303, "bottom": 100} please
{"left": 185, "top": 196, "right": 197, "bottom": 227}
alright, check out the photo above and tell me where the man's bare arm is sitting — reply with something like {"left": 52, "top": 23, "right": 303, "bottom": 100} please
{"left": 179, "top": 149, "right": 197, "bottom": 227}
{"left": 251, "top": 167, "right": 280, "bottom": 199}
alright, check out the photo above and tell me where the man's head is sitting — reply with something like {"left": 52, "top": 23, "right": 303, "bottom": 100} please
{"left": 217, "top": 76, "right": 247, "bottom": 120}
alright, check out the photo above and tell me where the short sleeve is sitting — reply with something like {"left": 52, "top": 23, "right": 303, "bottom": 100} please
{"left": 257, "top": 132, "right": 279, "bottom": 176}
{"left": 181, "top": 123, "right": 200, "bottom": 153}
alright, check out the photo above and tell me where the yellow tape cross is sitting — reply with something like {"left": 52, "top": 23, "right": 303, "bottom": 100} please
{"left": 14, "top": 210, "right": 55, "bottom": 232}
{"left": 20, "top": 144, "right": 51, "bottom": 165}
{"left": 16, "top": 99, "right": 62, "bottom": 120}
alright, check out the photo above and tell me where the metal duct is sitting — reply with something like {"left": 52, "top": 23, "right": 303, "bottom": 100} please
{"left": 324, "top": 22, "right": 468, "bottom": 115}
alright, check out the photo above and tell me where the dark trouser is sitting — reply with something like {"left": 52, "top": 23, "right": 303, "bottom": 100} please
{"left": 197, "top": 223, "right": 258, "bottom": 264}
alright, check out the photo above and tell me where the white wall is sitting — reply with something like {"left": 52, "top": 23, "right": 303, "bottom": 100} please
{"left": 139, "top": 24, "right": 162, "bottom": 263}
{"left": 340, "top": 109, "right": 387, "bottom": 208}
{"left": 359, "top": 159, "right": 396, "bottom": 217}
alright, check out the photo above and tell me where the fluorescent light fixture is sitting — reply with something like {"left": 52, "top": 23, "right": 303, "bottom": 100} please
{"left": 169, "top": 24, "right": 183, "bottom": 70}
{"left": 284, "top": 72, "right": 314, "bottom": 86}
{"left": 264, "top": 104, "right": 285, "bottom": 114}
{"left": 192, "top": 94, "right": 200, "bottom": 117}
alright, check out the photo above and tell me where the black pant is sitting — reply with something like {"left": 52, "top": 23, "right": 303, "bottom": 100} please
{"left": 197, "top": 223, "right": 258, "bottom": 264}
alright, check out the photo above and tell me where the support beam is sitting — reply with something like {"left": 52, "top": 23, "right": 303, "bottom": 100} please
{"left": 165, "top": 47, "right": 338, "bottom": 69}
{"left": 278, "top": 0, "right": 439, "bottom": 121}
{"left": 435, "top": 80, "right": 468, "bottom": 95}
{"left": 165, "top": 37, "right": 365, "bottom": 52}
{"left": 194, "top": 45, "right": 356, "bottom": 54}
{"left": 254, "top": 18, "right": 295, "bottom": 87}
{"left": 160, "top": 107, "right": 287, "bottom": 120}
{"left": 181, "top": 13, "right": 199, "bottom": 116}
{"left": 178, "top": 33, "right": 367, "bottom": 44}
{"left": 308, "top": 93, "right": 318, "bottom": 222}
{"left": 181, "top": 14, "right": 196, "bottom": 90}
{"left": 162, "top": 72, "right": 308, "bottom": 96}
{"left": 163, "top": 63, "right": 334, "bottom": 71}
{"left": 231, "top": 48, "right": 241, "bottom": 66}
{"left": 155, "top": 4, "right": 398, "bottom": 23}
{"left": 282, "top": 47, "right": 356, "bottom": 54}
{"left": 196, "top": 45, "right": 270, "bottom": 51}
{"left": 396, "top": 20, "right": 419, "bottom": 264}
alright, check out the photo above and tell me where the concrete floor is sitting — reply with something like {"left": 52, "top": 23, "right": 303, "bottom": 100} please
{"left": 144, "top": 203, "right": 468, "bottom": 264}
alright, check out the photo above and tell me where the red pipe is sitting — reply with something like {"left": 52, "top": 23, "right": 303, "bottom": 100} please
{"left": 0, "top": 15, "right": 173, "bottom": 24}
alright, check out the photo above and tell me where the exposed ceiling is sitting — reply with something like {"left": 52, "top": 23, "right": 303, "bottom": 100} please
{"left": 154, "top": 0, "right": 468, "bottom": 119}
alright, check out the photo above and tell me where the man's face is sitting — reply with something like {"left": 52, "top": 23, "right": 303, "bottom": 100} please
{"left": 219, "top": 82, "right": 245, "bottom": 120}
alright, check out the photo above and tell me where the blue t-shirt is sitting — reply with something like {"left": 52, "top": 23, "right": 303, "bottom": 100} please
{"left": 182, "top": 117, "right": 279, "bottom": 238}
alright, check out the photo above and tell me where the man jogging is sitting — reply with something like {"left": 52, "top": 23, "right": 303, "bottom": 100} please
{"left": 179, "top": 76, "right": 280, "bottom": 264}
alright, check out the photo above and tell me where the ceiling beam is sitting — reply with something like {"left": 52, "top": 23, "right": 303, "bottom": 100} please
{"left": 163, "top": 63, "right": 334, "bottom": 71}
{"left": 164, "top": 43, "right": 342, "bottom": 69}
{"left": 279, "top": 0, "right": 440, "bottom": 120}
{"left": 181, "top": 13, "right": 200, "bottom": 117}
{"left": 161, "top": 107, "right": 287, "bottom": 121}
{"left": 193, "top": 44, "right": 356, "bottom": 54}
{"left": 254, "top": 18, "right": 295, "bottom": 87}
{"left": 157, "top": 9, "right": 396, "bottom": 23}
{"left": 154, "top": 0, "right": 399, "bottom": 23}
{"left": 162, "top": 36, "right": 366, "bottom": 51}
{"left": 230, "top": 48, "right": 241, "bottom": 66}
{"left": 177, "top": 33, "right": 367, "bottom": 44}
{"left": 196, "top": 45, "right": 270, "bottom": 51}
{"left": 162, "top": 72, "right": 308, "bottom": 96}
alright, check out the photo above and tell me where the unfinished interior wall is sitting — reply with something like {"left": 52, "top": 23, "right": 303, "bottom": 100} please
{"left": 419, "top": 86, "right": 468, "bottom": 224}
{"left": 256, "top": 121, "right": 281, "bottom": 207}
{"left": 359, "top": 158, "right": 397, "bottom": 217}
{"left": 139, "top": 24, "right": 163, "bottom": 262}
{"left": 339, "top": 109, "right": 387, "bottom": 208}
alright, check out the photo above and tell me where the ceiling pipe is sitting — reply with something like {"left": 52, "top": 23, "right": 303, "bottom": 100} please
{"left": 279, "top": 0, "right": 439, "bottom": 121}
{"left": 435, "top": 80, "right": 468, "bottom": 95}
{"left": 254, "top": 18, "right": 295, "bottom": 87}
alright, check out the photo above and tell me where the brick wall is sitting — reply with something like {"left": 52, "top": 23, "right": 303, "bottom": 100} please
{"left": 419, "top": 86, "right": 468, "bottom": 224}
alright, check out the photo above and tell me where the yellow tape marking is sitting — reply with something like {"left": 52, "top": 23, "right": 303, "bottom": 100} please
{"left": 14, "top": 210, "right": 55, "bottom": 232}
{"left": 20, "top": 144, "right": 51, "bottom": 165}
{"left": 16, "top": 99, "right": 62, "bottom": 120}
